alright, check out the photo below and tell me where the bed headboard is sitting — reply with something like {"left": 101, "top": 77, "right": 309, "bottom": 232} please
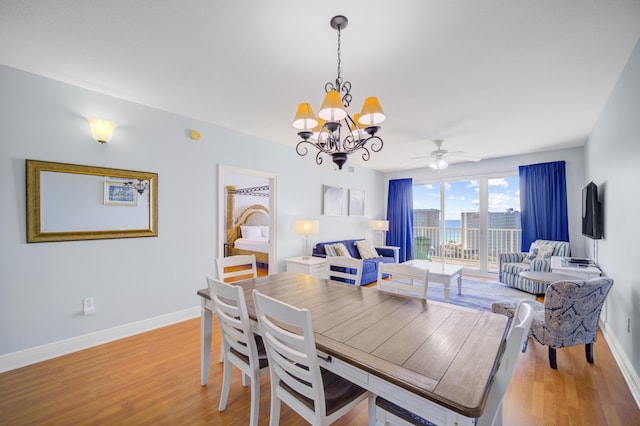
{"left": 229, "top": 204, "right": 269, "bottom": 243}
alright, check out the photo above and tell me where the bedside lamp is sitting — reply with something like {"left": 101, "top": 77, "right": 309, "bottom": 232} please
{"left": 295, "top": 220, "right": 319, "bottom": 259}
{"left": 370, "top": 220, "right": 389, "bottom": 246}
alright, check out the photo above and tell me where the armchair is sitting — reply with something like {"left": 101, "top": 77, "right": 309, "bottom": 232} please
{"left": 492, "top": 277, "right": 613, "bottom": 369}
{"left": 499, "top": 239, "right": 570, "bottom": 294}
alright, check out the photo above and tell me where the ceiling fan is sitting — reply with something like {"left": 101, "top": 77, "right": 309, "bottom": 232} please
{"left": 410, "top": 139, "right": 481, "bottom": 170}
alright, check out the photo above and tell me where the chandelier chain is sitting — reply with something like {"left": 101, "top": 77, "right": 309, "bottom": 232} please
{"left": 336, "top": 26, "right": 342, "bottom": 82}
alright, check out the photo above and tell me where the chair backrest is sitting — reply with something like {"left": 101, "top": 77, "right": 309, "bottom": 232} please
{"left": 477, "top": 300, "right": 534, "bottom": 426}
{"left": 206, "top": 277, "right": 260, "bottom": 369}
{"left": 325, "top": 256, "right": 364, "bottom": 286}
{"left": 543, "top": 278, "right": 614, "bottom": 346}
{"left": 376, "top": 263, "right": 429, "bottom": 299}
{"left": 216, "top": 254, "right": 257, "bottom": 282}
{"left": 252, "top": 289, "right": 327, "bottom": 424}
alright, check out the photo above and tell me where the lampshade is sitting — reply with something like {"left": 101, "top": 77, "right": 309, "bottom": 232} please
{"left": 358, "top": 97, "right": 386, "bottom": 126}
{"left": 292, "top": 103, "right": 318, "bottom": 130}
{"left": 318, "top": 90, "right": 347, "bottom": 121}
{"left": 370, "top": 220, "right": 389, "bottom": 231}
{"left": 310, "top": 118, "right": 327, "bottom": 142}
{"left": 295, "top": 220, "right": 319, "bottom": 235}
{"left": 87, "top": 118, "right": 115, "bottom": 144}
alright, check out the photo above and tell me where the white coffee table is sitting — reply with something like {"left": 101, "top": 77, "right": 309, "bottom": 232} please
{"left": 402, "top": 259, "right": 463, "bottom": 303}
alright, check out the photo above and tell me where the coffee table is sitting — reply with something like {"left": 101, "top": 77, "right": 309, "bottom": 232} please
{"left": 519, "top": 271, "right": 582, "bottom": 284}
{"left": 402, "top": 259, "right": 463, "bottom": 303}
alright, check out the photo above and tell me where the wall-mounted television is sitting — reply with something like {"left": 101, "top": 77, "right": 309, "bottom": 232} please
{"left": 582, "top": 181, "right": 603, "bottom": 239}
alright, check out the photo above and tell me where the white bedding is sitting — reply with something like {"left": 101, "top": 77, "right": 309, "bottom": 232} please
{"left": 234, "top": 237, "right": 269, "bottom": 253}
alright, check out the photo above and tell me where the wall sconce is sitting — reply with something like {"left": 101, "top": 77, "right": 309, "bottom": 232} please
{"left": 295, "top": 220, "right": 320, "bottom": 259}
{"left": 370, "top": 219, "right": 389, "bottom": 246}
{"left": 87, "top": 118, "right": 115, "bottom": 144}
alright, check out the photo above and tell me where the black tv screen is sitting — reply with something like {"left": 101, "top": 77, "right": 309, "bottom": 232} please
{"left": 582, "top": 181, "right": 603, "bottom": 239}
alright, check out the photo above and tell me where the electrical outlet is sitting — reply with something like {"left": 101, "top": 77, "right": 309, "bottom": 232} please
{"left": 83, "top": 297, "right": 95, "bottom": 315}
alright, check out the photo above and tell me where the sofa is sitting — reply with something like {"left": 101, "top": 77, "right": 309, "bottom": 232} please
{"left": 312, "top": 239, "right": 398, "bottom": 285}
{"left": 499, "top": 239, "right": 570, "bottom": 294}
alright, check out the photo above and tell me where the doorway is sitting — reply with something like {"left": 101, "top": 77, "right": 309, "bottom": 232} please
{"left": 218, "top": 165, "right": 277, "bottom": 275}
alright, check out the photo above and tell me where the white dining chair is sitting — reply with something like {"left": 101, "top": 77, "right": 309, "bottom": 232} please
{"left": 214, "top": 254, "right": 258, "bottom": 362}
{"left": 207, "top": 277, "right": 269, "bottom": 426}
{"left": 252, "top": 289, "right": 370, "bottom": 426}
{"left": 216, "top": 254, "right": 258, "bottom": 282}
{"left": 325, "top": 256, "right": 364, "bottom": 286}
{"left": 376, "top": 263, "right": 429, "bottom": 299}
{"left": 372, "top": 300, "right": 534, "bottom": 426}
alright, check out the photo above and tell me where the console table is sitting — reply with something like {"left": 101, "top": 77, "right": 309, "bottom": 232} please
{"left": 286, "top": 256, "right": 326, "bottom": 278}
{"left": 550, "top": 256, "right": 601, "bottom": 280}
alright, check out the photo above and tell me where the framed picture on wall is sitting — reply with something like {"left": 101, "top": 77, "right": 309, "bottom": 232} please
{"left": 104, "top": 181, "right": 138, "bottom": 206}
{"left": 349, "top": 189, "right": 365, "bottom": 216}
{"left": 323, "top": 185, "right": 343, "bottom": 216}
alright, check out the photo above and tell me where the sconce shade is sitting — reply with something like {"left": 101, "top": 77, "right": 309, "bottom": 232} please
{"left": 295, "top": 220, "right": 320, "bottom": 235}
{"left": 370, "top": 220, "right": 389, "bottom": 231}
{"left": 87, "top": 118, "right": 115, "bottom": 144}
{"left": 358, "top": 97, "right": 386, "bottom": 126}
{"left": 318, "top": 90, "right": 347, "bottom": 121}
{"left": 292, "top": 103, "right": 318, "bottom": 130}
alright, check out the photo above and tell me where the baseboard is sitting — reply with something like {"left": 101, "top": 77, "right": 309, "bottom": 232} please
{"left": 0, "top": 306, "right": 201, "bottom": 373}
{"left": 600, "top": 319, "right": 640, "bottom": 409}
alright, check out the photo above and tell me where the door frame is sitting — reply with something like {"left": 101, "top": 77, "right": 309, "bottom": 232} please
{"left": 218, "top": 164, "right": 277, "bottom": 274}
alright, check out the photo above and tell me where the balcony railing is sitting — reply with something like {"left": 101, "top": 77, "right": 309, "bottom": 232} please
{"left": 413, "top": 226, "right": 522, "bottom": 271}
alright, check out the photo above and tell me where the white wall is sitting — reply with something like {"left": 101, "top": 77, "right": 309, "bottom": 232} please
{"left": 0, "top": 65, "right": 385, "bottom": 360}
{"left": 586, "top": 38, "right": 640, "bottom": 385}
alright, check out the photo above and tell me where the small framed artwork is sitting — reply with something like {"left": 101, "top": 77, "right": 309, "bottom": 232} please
{"left": 323, "top": 185, "right": 343, "bottom": 216}
{"left": 349, "top": 189, "right": 365, "bottom": 216}
{"left": 104, "top": 181, "right": 138, "bottom": 206}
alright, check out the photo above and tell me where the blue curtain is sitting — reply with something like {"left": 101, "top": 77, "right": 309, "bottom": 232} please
{"left": 519, "top": 161, "right": 569, "bottom": 251}
{"left": 386, "top": 178, "right": 414, "bottom": 262}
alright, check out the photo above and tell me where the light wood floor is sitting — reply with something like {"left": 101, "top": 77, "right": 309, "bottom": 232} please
{"left": 1, "top": 279, "right": 638, "bottom": 425}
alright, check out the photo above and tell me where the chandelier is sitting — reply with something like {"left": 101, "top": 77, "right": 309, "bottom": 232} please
{"left": 124, "top": 179, "right": 149, "bottom": 194}
{"left": 293, "top": 15, "right": 385, "bottom": 170}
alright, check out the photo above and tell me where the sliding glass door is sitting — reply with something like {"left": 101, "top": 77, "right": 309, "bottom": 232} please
{"left": 413, "top": 174, "right": 520, "bottom": 274}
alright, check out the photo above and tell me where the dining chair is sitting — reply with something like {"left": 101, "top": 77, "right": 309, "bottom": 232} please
{"left": 214, "top": 254, "right": 258, "bottom": 362}
{"left": 216, "top": 254, "right": 258, "bottom": 282}
{"left": 372, "top": 300, "right": 534, "bottom": 426}
{"left": 325, "top": 256, "right": 364, "bottom": 286}
{"left": 206, "top": 277, "right": 269, "bottom": 426}
{"left": 376, "top": 263, "right": 429, "bottom": 299}
{"left": 252, "top": 289, "right": 369, "bottom": 426}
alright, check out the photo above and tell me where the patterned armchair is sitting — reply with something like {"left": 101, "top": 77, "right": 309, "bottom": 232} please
{"left": 492, "top": 277, "right": 613, "bottom": 369}
{"left": 499, "top": 239, "right": 570, "bottom": 294}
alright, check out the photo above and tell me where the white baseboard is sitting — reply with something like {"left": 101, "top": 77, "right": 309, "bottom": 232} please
{"left": 0, "top": 306, "right": 201, "bottom": 374}
{"left": 600, "top": 319, "right": 640, "bottom": 409}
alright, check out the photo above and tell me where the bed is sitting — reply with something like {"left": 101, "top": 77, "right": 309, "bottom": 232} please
{"left": 228, "top": 204, "right": 269, "bottom": 264}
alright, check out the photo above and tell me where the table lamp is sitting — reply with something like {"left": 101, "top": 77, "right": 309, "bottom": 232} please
{"left": 371, "top": 220, "right": 389, "bottom": 246}
{"left": 295, "top": 220, "right": 320, "bottom": 259}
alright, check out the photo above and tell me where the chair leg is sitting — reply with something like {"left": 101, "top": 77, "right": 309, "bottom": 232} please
{"left": 586, "top": 343, "right": 594, "bottom": 363}
{"left": 218, "top": 359, "right": 232, "bottom": 411}
{"left": 249, "top": 374, "right": 260, "bottom": 426}
{"left": 548, "top": 347, "right": 557, "bottom": 369}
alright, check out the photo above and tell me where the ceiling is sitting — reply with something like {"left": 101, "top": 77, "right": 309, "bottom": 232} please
{"left": 2, "top": 1, "right": 639, "bottom": 172}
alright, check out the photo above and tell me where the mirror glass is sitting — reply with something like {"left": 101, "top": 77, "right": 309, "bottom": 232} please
{"left": 26, "top": 160, "right": 158, "bottom": 242}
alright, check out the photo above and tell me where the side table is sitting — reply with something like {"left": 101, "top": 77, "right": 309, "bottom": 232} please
{"left": 550, "top": 256, "right": 601, "bottom": 280}
{"left": 286, "top": 256, "right": 326, "bottom": 278}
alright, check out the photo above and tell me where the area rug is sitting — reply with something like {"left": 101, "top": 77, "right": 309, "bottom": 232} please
{"left": 426, "top": 278, "right": 535, "bottom": 311}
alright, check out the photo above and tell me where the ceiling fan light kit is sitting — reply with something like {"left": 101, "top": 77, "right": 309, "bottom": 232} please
{"left": 293, "top": 15, "right": 385, "bottom": 170}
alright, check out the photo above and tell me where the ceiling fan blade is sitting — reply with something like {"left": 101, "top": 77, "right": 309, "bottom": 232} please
{"left": 447, "top": 151, "right": 481, "bottom": 162}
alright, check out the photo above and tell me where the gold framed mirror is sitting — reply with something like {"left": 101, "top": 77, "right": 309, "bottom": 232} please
{"left": 26, "top": 159, "right": 158, "bottom": 242}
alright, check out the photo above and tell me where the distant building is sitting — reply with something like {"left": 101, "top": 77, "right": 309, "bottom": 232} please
{"left": 414, "top": 209, "right": 440, "bottom": 227}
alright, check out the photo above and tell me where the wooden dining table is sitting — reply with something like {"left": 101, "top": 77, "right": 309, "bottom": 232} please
{"left": 197, "top": 272, "right": 509, "bottom": 425}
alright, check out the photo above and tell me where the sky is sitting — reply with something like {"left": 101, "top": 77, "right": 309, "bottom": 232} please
{"left": 413, "top": 176, "right": 520, "bottom": 220}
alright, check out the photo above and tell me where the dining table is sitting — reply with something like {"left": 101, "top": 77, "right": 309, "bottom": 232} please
{"left": 197, "top": 272, "right": 510, "bottom": 426}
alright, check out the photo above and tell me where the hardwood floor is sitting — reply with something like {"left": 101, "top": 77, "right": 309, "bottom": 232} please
{"left": 1, "top": 281, "right": 638, "bottom": 425}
